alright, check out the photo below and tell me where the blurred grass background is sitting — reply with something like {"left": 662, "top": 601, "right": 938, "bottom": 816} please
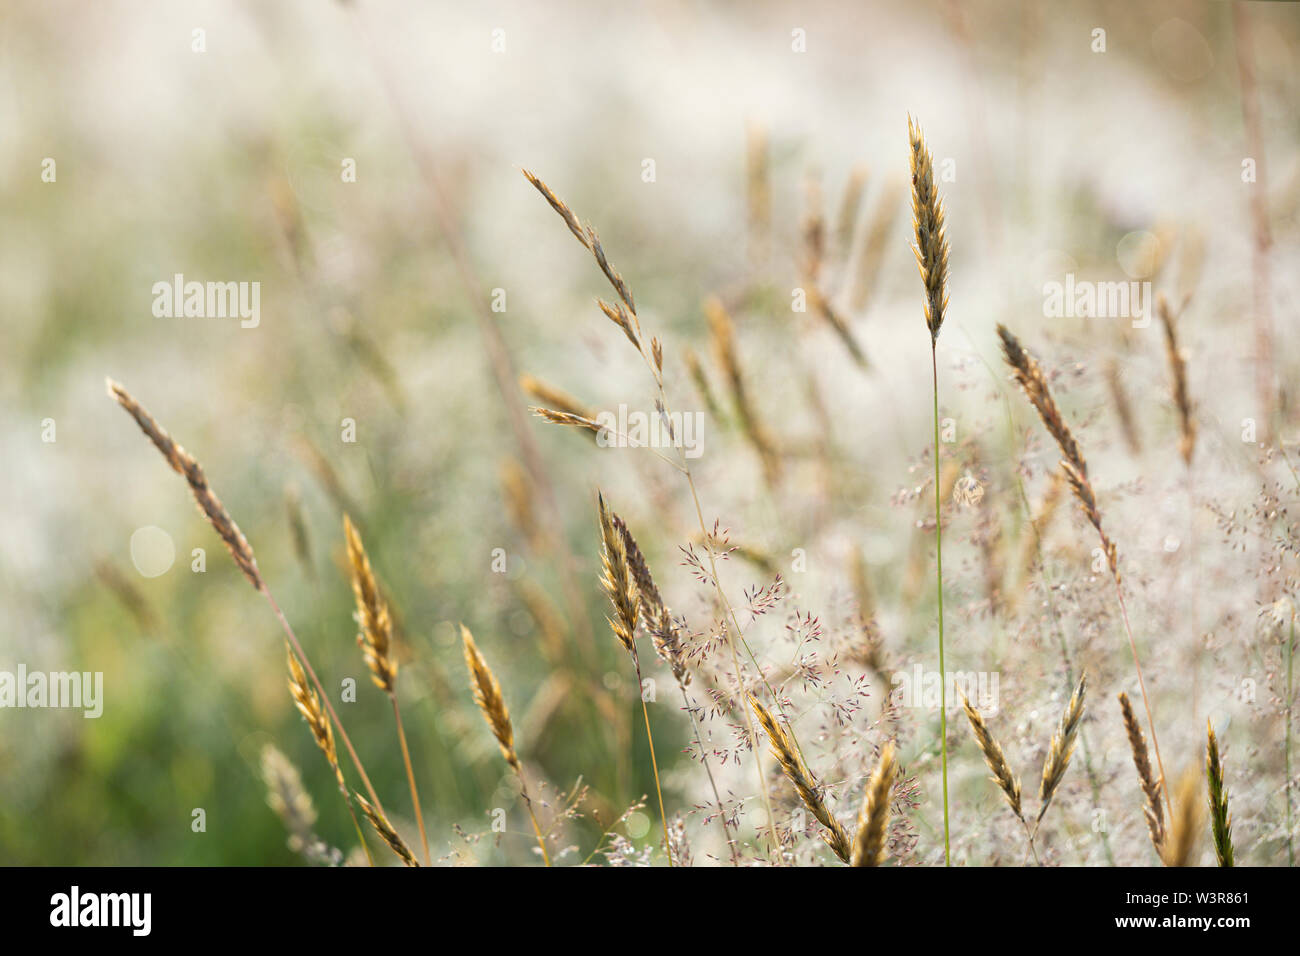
{"left": 1, "top": 0, "right": 1297, "bottom": 865}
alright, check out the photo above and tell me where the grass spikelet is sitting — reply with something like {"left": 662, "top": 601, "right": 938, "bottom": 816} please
{"left": 705, "top": 295, "right": 781, "bottom": 486}
{"left": 960, "top": 693, "right": 1022, "bottom": 820}
{"left": 356, "top": 793, "right": 419, "bottom": 867}
{"left": 287, "top": 643, "right": 344, "bottom": 791}
{"left": 995, "top": 328, "right": 1086, "bottom": 487}
{"left": 285, "top": 482, "right": 314, "bottom": 578}
{"left": 343, "top": 515, "right": 397, "bottom": 694}
{"left": 751, "top": 694, "right": 852, "bottom": 862}
{"left": 1119, "top": 692, "right": 1166, "bottom": 854}
{"left": 1162, "top": 768, "right": 1202, "bottom": 867}
{"left": 612, "top": 512, "right": 687, "bottom": 684}
{"left": 745, "top": 120, "right": 771, "bottom": 262}
{"left": 908, "top": 116, "right": 950, "bottom": 342}
{"left": 522, "top": 168, "right": 636, "bottom": 316}
{"left": 1037, "top": 673, "right": 1086, "bottom": 825}
{"left": 598, "top": 298, "right": 642, "bottom": 351}
{"left": 106, "top": 378, "right": 262, "bottom": 590}
{"left": 1205, "top": 720, "right": 1234, "bottom": 867}
{"left": 597, "top": 493, "right": 640, "bottom": 652}
{"left": 1105, "top": 359, "right": 1143, "bottom": 455}
{"left": 1157, "top": 294, "right": 1197, "bottom": 467}
{"left": 522, "top": 168, "right": 586, "bottom": 247}
{"left": 260, "top": 744, "right": 341, "bottom": 866}
{"left": 519, "top": 374, "right": 598, "bottom": 422}
{"left": 462, "top": 624, "right": 551, "bottom": 865}
{"left": 462, "top": 625, "right": 518, "bottom": 769}
{"left": 851, "top": 741, "right": 897, "bottom": 867}
{"left": 530, "top": 406, "right": 608, "bottom": 439}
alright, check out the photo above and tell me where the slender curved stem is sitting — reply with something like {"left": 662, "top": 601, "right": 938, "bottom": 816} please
{"left": 632, "top": 649, "right": 673, "bottom": 865}
{"left": 932, "top": 344, "right": 951, "bottom": 866}
{"left": 264, "top": 587, "right": 384, "bottom": 815}
{"left": 390, "top": 695, "right": 431, "bottom": 866}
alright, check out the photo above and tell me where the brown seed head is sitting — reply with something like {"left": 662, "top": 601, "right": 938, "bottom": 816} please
{"left": 597, "top": 493, "right": 640, "bottom": 653}
{"left": 1119, "top": 691, "right": 1166, "bottom": 853}
{"left": 106, "top": 379, "right": 262, "bottom": 590}
{"left": 356, "top": 793, "right": 419, "bottom": 867}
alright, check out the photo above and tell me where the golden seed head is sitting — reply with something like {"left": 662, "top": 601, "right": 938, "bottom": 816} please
{"left": 286, "top": 642, "right": 343, "bottom": 791}
{"left": 908, "top": 116, "right": 950, "bottom": 341}
{"left": 960, "top": 693, "right": 1022, "bottom": 820}
{"left": 851, "top": 741, "right": 897, "bottom": 867}
{"left": 343, "top": 515, "right": 396, "bottom": 694}
{"left": 1037, "top": 673, "right": 1087, "bottom": 824}
{"left": 461, "top": 625, "right": 519, "bottom": 771}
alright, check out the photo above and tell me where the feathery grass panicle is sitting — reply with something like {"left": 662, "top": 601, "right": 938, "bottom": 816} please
{"left": 106, "top": 379, "right": 262, "bottom": 590}
{"left": 960, "top": 693, "right": 1023, "bottom": 820}
{"left": 1163, "top": 769, "right": 1202, "bottom": 867}
{"left": 1119, "top": 692, "right": 1166, "bottom": 853}
{"left": 597, "top": 493, "right": 640, "bottom": 652}
{"left": 1158, "top": 294, "right": 1197, "bottom": 467}
{"left": 343, "top": 515, "right": 397, "bottom": 694}
{"left": 1205, "top": 720, "right": 1234, "bottom": 867}
{"left": 851, "top": 742, "right": 897, "bottom": 867}
{"left": 356, "top": 793, "right": 419, "bottom": 867}
{"left": 286, "top": 643, "right": 344, "bottom": 791}
{"left": 751, "top": 695, "right": 852, "bottom": 862}
{"left": 908, "top": 116, "right": 949, "bottom": 342}
{"left": 1037, "top": 673, "right": 1087, "bottom": 824}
